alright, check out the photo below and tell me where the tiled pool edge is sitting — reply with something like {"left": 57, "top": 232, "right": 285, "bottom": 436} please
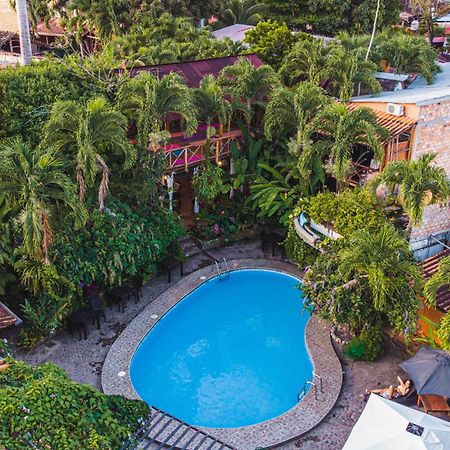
{"left": 101, "top": 259, "right": 343, "bottom": 450}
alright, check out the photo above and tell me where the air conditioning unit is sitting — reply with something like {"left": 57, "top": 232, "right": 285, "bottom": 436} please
{"left": 386, "top": 103, "right": 404, "bottom": 116}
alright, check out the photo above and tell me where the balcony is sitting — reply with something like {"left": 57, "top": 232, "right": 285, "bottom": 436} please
{"left": 162, "top": 126, "right": 243, "bottom": 173}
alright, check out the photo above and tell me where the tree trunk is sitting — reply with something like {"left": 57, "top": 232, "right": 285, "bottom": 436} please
{"left": 16, "top": 0, "right": 32, "bottom": 65}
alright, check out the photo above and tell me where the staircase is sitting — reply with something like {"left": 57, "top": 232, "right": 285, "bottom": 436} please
{"left": 121, "top": 407, "right": 236, "bottom": 450}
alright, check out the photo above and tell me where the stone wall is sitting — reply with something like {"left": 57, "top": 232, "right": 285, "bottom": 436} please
{"left": 410, "top": 99, "right": 450, "bottom": 240}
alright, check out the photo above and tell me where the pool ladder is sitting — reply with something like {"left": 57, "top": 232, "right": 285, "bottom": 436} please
{"left": 214, "top": 258, "right": 230, "bottom": 280}
{"left": 298, "top": 373, "right": 323, "bottom": 401}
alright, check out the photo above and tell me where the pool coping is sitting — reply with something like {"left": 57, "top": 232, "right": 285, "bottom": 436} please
{"left": 102, "top": 259, "right": 343, "bottom": 450}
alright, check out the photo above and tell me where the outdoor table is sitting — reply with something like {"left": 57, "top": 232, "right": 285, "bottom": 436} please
{"left": 107, "top": 286, "right": 138, "bottom": 312}
{"left": 67, "top": 308, "right": 93, "bottom": 340}
{"left": 417, "top": 394, "right": 450, "bottom": 415}
{"left": 161, "top": 256, "right": 184, "bottom": 283}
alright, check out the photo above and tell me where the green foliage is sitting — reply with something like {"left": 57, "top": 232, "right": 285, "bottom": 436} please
{"left": 193, "top": 195, "right": 256, "bottom": 242}
{"left": 219, "top": 0, "right": 266, "bottom": 26}
{"left": 244, "top": 20, "right": 295, "bottom": 68}
{"left": 0, "top": 61, "right": 100, "bottom": 145}
{"left": 437, "top": 313, "right": 450, "bottom": 352}
{"left": 358, "top": 324, "right": 383, "bottom": 361}
{"left": 369, "top": 153, "right": 450, "bottom": 226}
{"left": 304, "top": 189, "right": 388, "bottom": 237}
{"left": 284, "top": 225, "right": 318, "bottom": 268}
{"left": 302, "top": 225, "right": 421, "bottom": 337}
{"left": 308, "top": 0, "right": 401, "bottom": 35}
{"left": 0, "top": 359, "right": 149, "bottom": 449}
{"left": 108, "top": 14, "right": 236, "bottom": 66}
{"left": 345, "top": 324, "right": 383, "bottom": 361}
{"left": 377, "top": 32, "right": 440, "bottom": 84}
{"left": 263, "top": 0, "right": 312, "bottom": 29}
{"left": 193, "top": 164, "right": 229, "bottom": 205}
{"left": 52, "top": 201, "right": 183, "bottom": 288}
{"left": 345, "top": 337, "right": 366, "bottom": 361}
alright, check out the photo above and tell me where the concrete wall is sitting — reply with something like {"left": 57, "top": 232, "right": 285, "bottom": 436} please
{"left": 410, "top": 100, "right": 450, "bottom": 241}
{"left": 351, "top": 100, "right": 420, "bottom": 120}
{"left": 0, "top": 0, "right": 18, "bottom": 32}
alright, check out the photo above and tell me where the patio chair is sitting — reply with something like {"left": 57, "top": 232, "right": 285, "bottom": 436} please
{"left": 88, "top": 294, "right": 106, "bottom": 330}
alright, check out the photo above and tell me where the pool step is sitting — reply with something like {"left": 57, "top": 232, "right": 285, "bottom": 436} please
{"left": 121, "top": 406, "right": 236, "bottom": 450}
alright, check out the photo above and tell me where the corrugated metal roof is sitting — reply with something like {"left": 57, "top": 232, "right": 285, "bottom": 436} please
{"left": 348, "top": 103, "right": 417, "bottom": 138}
{"left": 212, "top": 24, "right": 254, "bottom": 43}
{"left": 0, "top": 301, "right": 20, "bottom": 329}
{"left": 419, "top": 248, "right": 450, "bottom": 313}
{"left": 129, "top": 54, "right": 263, "bottom": 88}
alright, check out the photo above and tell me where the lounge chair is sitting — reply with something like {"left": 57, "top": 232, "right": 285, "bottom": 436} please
{"left": 391, "top": 383, "right": 417, "bottom": 406}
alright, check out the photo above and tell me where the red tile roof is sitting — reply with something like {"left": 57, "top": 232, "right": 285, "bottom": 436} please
{"left": 420, "top": 248, "right": 450, "bottom": 313}
{"left": 129, "top": 54, "right": 263, "bottom": 88}
{"left": 348, "top": 103, "right": 417, "bottom": 139}
{"left": 36, "top": 18, "right": 66, "bottom": 37}
{"left": 0, "top": 301, "right": 19, "bottom": 329}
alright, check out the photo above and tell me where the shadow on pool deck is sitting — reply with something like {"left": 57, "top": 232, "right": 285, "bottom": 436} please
{"left": 11, "top": 238, "right": 409, "bottom": 450}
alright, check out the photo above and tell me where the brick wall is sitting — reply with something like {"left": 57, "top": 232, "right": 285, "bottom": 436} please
{"left": 411, "top": 99, "right": 450, "bottom": 239}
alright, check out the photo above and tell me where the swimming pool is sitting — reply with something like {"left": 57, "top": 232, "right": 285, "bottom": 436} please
{"left": 130, "top": 269, "right": 313, "bottom": 428}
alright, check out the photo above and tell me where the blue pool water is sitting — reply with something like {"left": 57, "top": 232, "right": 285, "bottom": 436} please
{"left": 130, "top": 269, "right": 312, "bottom": 428}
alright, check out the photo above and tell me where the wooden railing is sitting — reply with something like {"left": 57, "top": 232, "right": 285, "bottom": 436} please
{"left": 347, "top": 162, "right": 378, "bottom": 187}
{"left": 163, "top": 128, "right": 243, "bottom": 172}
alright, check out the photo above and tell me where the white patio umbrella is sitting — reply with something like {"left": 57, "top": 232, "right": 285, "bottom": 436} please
{"left": 343, "top": 394, "right": 450, "bottom": 450}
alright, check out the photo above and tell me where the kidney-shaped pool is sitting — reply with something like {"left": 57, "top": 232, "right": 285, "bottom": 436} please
{"left": 130, "top": 269, "right": 312, "bottom": 428}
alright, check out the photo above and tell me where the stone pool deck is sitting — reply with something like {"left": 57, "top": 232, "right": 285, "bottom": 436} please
{"left": 102, "top": 259, "right": 343, "bottom": 449}
{"left": 12, "top": 239, "right": 409, "bottom": 449}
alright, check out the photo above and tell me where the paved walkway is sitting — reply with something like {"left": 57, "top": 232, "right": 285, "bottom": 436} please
{"left": 13, "top": 239, "right": 407, "bottom": 450}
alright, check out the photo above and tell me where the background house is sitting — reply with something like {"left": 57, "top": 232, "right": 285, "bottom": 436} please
{"left": 351, "top": 63, "right": 450, "bottom": 260}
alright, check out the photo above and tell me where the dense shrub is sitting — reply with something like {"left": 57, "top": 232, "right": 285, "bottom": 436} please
{"left": 345, "top": 324, "right": 383, "bottom": 361}
{"left": 0, "top": 61, "right": 100, "bottom": 145}
{"left": 305, "top": 188, "right": 388, "bottom": 237}
{"left": 52, "top": 201, "right": 183, "bottom": 288}
{"left": 0, "top": 359, "right": 149, "bottom": 449}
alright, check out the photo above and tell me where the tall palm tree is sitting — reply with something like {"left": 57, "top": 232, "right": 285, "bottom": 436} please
{"left": 118, "top": 72, "right": 197, "bottom": 152}
{"left": 300, "top": 103, "right": 387, "bottom": 186}
{"left": 194, "top": 75, "right": 231, "bottom": 158}
{"left": 339, "top": 224, "right": 422, "bottom": 310}
{"left": 45, "top": 97, "right": 136, "bottom": 211}
{"left": 15, "top": 0, "right": 33, "bottom": 65}
{"left": 326, "top": 46, "right": 381, "bottom": 101}
{"left": 369, "top": 153, "right": 450, "bottom": 226}
{"left": 0, "top": 139, "right": 85, "bottom": 263}
{"left": 220, "top": 57, "right": 280, "bottom": 126}
{"left": 279, "top": 39, "right": 330, "bottom": 87}
{"left": 264, "top": 82, "right": 331, "bottom": 191}
{"left": 218, "top": 0, "right": 266, "bottom": 27}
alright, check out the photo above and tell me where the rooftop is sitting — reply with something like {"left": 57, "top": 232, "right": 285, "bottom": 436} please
{"left": 0, "top": 301, "right": 21, "bottom": 329}
{"left": 352, "top": 63, "right": 450, "bottom": 106}
{"left": 129, "top": 54, "right": 263, "bottom": 88}
{"left": 347, "top": 103, "right": 417, "bottom": 138}
{"left": 212, "top": 24, "right": 254, "bottom": 43}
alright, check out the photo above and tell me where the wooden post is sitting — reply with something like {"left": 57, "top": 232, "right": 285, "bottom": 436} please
{"left": 184, "top": 147, "right": 188, "bottom": 172}
{"left": 215, "top": 141, "right": 219, "bottom": 164}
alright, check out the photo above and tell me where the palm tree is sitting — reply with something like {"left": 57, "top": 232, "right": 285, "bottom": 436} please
{"left": 339, "top": 224, "right": 422, "bottom": 310}
{"left": 45, "top": 97, "right": 136, "bottom": 211}
{"left": 194, "top": 75, "right": 231, "bottom": 166}
{"left": 326, "top": 46, "right": 381, "bottom": 101}
{"left": 370, "top": 153, "right": 450, "bottom": 226}
{"left": 118, "top": 72, "right": 197, "bottom": 152}
{"left": 301, "top": 103, "right": 387, "bottom": 186}
{"left": 220, "top": 57, "right": 280, "bottom": 126}
{"left": 16, "top": 0, "right": 33, "bottom": 65}
{"left": 218, "top": 0, "right": 266, "bottom": 27}
{"left": 0, "top": 139, "right": 85, "bottom": 263}
{"left": 264, "top": 82, "right": 331, "bottom": 191}
{"left": 279, "top": 39, "right": 330, "bottom": 86}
